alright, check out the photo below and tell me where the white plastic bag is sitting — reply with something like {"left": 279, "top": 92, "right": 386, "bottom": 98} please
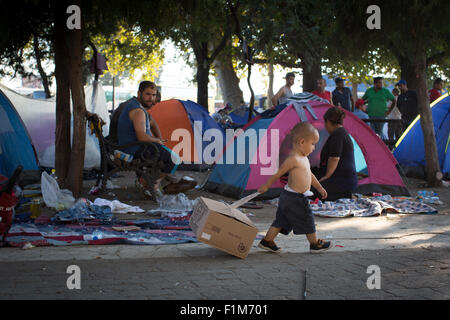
{"left": 41, "top": 171, "right": 76, "bottom": 210}
{"left": 93, "top": 198, "right": 145, "bottom": 214}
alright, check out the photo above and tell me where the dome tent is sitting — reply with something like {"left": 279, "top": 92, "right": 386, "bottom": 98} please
{"left": 204, "top": 99, "right": 410, "bottom": 199}
{"left": 148, "top": 99, "right": 225, "bottom": 171}
{"left": 0, "top": 86, "right": 39, "bottom": 178}
{"left": 0, "top": 82, "right": 110, "bottom": 169}
{"left": 394, "top": 93, "right": 450, "bottom": 179}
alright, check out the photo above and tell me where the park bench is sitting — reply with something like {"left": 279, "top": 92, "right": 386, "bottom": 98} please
{"left": 86, "top": 112, "right": 161, "bottom": 202}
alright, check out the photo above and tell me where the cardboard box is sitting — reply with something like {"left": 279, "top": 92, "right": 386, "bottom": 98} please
{"left": 190, "top": 197, "right": 258, "bottom": 259}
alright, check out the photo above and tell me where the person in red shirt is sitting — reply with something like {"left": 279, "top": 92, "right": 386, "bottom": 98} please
{"left": 429, "top": 78, "right": 444, "bottom": 103}
{"left": 312, "top": 78, "right": 331, "bottom": 103}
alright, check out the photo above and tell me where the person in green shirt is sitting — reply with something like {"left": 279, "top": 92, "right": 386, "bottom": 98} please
{"left": 362, "top": 77, "right": 396, "bottom": 139}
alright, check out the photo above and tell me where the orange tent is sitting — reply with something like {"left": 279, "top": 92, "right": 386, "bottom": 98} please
{"left": 148, "top": 99, "right": 197, "bottom": 163}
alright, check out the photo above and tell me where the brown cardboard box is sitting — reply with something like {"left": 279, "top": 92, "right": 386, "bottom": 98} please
{"left": 190, "top": 197, "right": 258, "bottom": 259}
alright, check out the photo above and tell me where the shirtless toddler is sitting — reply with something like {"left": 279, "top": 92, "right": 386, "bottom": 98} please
{"left": 258, "top": 122, "right": 332, "bottom": 253}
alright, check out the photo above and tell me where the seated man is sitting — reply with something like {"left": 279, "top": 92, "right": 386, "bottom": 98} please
{"left": 353, "top": 99, "right": 369, "bottom": 120}
{"left": 115, "top": 81, "right": 182, "bottom": 198}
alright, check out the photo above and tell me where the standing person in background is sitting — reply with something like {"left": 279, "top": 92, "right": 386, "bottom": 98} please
{"left": 312, "top": 78, "right": 332, "bottom": 103}
{"left": 155, "top": 89, "right": 161, "bottom": 104}
{"left": 272, "top": 72, "right": 295, "bottom": 106}
{"left": 386, "top": 87, "right": 403, "bottom": 145}
{"left": 362, "top": 76, "right": 395, "bottom": 139}
{"left": 395, "top": 80, "right": 418, "bottom": 131}
{"left": 332, "top": 77, "right": 354, "bottom": 111}
{"left": 429, "top": 78, "right": 444, "bottom": 103}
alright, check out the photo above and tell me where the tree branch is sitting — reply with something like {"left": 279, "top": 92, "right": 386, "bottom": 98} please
{"left": 209, "top": 25, "right": 231, "bottom": 63}
{"left": 426, "top": 51, "right": 448, "bottom": 66}
{"left": 252, "top": 58, "right": 302, "bottom": 69}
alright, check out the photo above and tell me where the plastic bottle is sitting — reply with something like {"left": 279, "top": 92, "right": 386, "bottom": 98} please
{"left": 92, "top": 230, "right": 103, "bottom": 240}
{"left": 84, "top": 230, "right": 103, "bottom": 241}
{"left": 114, "top": 150, "right": 134, "bottom": 163}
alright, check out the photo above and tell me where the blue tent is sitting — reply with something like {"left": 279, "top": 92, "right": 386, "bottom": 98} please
{"left": 180, "top": 99, "right": 225, "bottom": 150}
{"left": 229, "top": 108, "right": 258, "bottom": 126}
{"left": 150, "top": 99, "right": 225, "bottom": 171}
{"left": 394, "top": 93, "right": 450, "bottom": 179}
{"left": 0, "top": 87, "right": 39, "bottom": 177}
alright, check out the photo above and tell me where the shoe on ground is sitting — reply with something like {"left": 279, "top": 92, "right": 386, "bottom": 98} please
{"left": 163, "top": 180, "right": 197, "bottom": 194}
{"left": 310, "top": 239, "right": 331, "bottom": 253}
{"left": 258, "top": 239, "right": 281, "bottom": 253}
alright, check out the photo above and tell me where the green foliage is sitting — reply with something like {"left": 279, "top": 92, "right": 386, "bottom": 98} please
{"left": 330, "top": 0, "right": 450, "bottom": 64}
{"left": 0, "top": 1, "right": 54, "bottom": 76}
{"left": 323, "top": 48, "right": 399, "bottom": 85}
{"left": 89, "top": 24, "right": 165, "bottom": 83}
{"left": 163, "top": 0, "right": 232, "bottom": 65}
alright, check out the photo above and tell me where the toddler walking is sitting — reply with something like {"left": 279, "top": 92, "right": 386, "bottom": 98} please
{"left": 258, "top": 122, "right": 332, "bottom": 253}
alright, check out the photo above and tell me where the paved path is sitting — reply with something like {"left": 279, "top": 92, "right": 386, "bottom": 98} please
{"left": 1, "top": 247, "right": 449, "bottom": 300}
{"left": 1, "top": 172, "right": 449, "bottom": 300}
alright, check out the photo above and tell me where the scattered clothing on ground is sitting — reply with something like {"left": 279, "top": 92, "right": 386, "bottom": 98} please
{"left": 310, "top": 195, "right": 438, "bottom": 218}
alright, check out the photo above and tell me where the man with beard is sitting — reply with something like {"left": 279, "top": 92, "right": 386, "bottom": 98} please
{"left": 115, "top": 81, "right": 183, "bottom": 198}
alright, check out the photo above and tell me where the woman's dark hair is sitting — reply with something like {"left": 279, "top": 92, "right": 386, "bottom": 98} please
{"left": 323, "top": 106, "right": 346, "bottom": 125}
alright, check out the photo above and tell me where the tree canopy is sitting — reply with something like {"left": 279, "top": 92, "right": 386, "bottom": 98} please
{"left": 89, "top": 24, "right": 165, "bottom": 83}
{"left": 1, "top": 0, "right": 449, "bottom": 191}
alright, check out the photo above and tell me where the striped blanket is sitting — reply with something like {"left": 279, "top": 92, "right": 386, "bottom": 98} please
{"left": 5, "top": 215, "right": 197, "bottom": 248}
{"left": 310, "top": 196, "right": 438, "bottom": 218}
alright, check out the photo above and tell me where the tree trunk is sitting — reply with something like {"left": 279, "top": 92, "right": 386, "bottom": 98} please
{"left": 112, "top": 76, "right": 116, "bottom": 112}
{"left": 247, "top": 64, "right": 255, "bottom": 122}
{"left": 352, "top": 82, "right": 359, "bottom": 103}
{"left": 213, "top": 51, "right": 243, "bottom": 109}
{"left": 33, "top": 35, "right": 51, "bottom": 98}
{"left": 398, "top": 55, "right": 420, "bottom": 92}
{"left": 301, "top": 57, "right": 321, "bottom": 93}
{"left": 196, "top": 60, "right": 210, "bottom": 110}
{"left": 267, "top": 63, "right": 274, "bottom": 108}
{"left": 66, "top": 0, "right": 86, "bottom": 198}
{"left": 413, "top": 50, "right": 442, "bottom": 186}
{"left": 53, "top": 0, "right": 72, "bottom": 188}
